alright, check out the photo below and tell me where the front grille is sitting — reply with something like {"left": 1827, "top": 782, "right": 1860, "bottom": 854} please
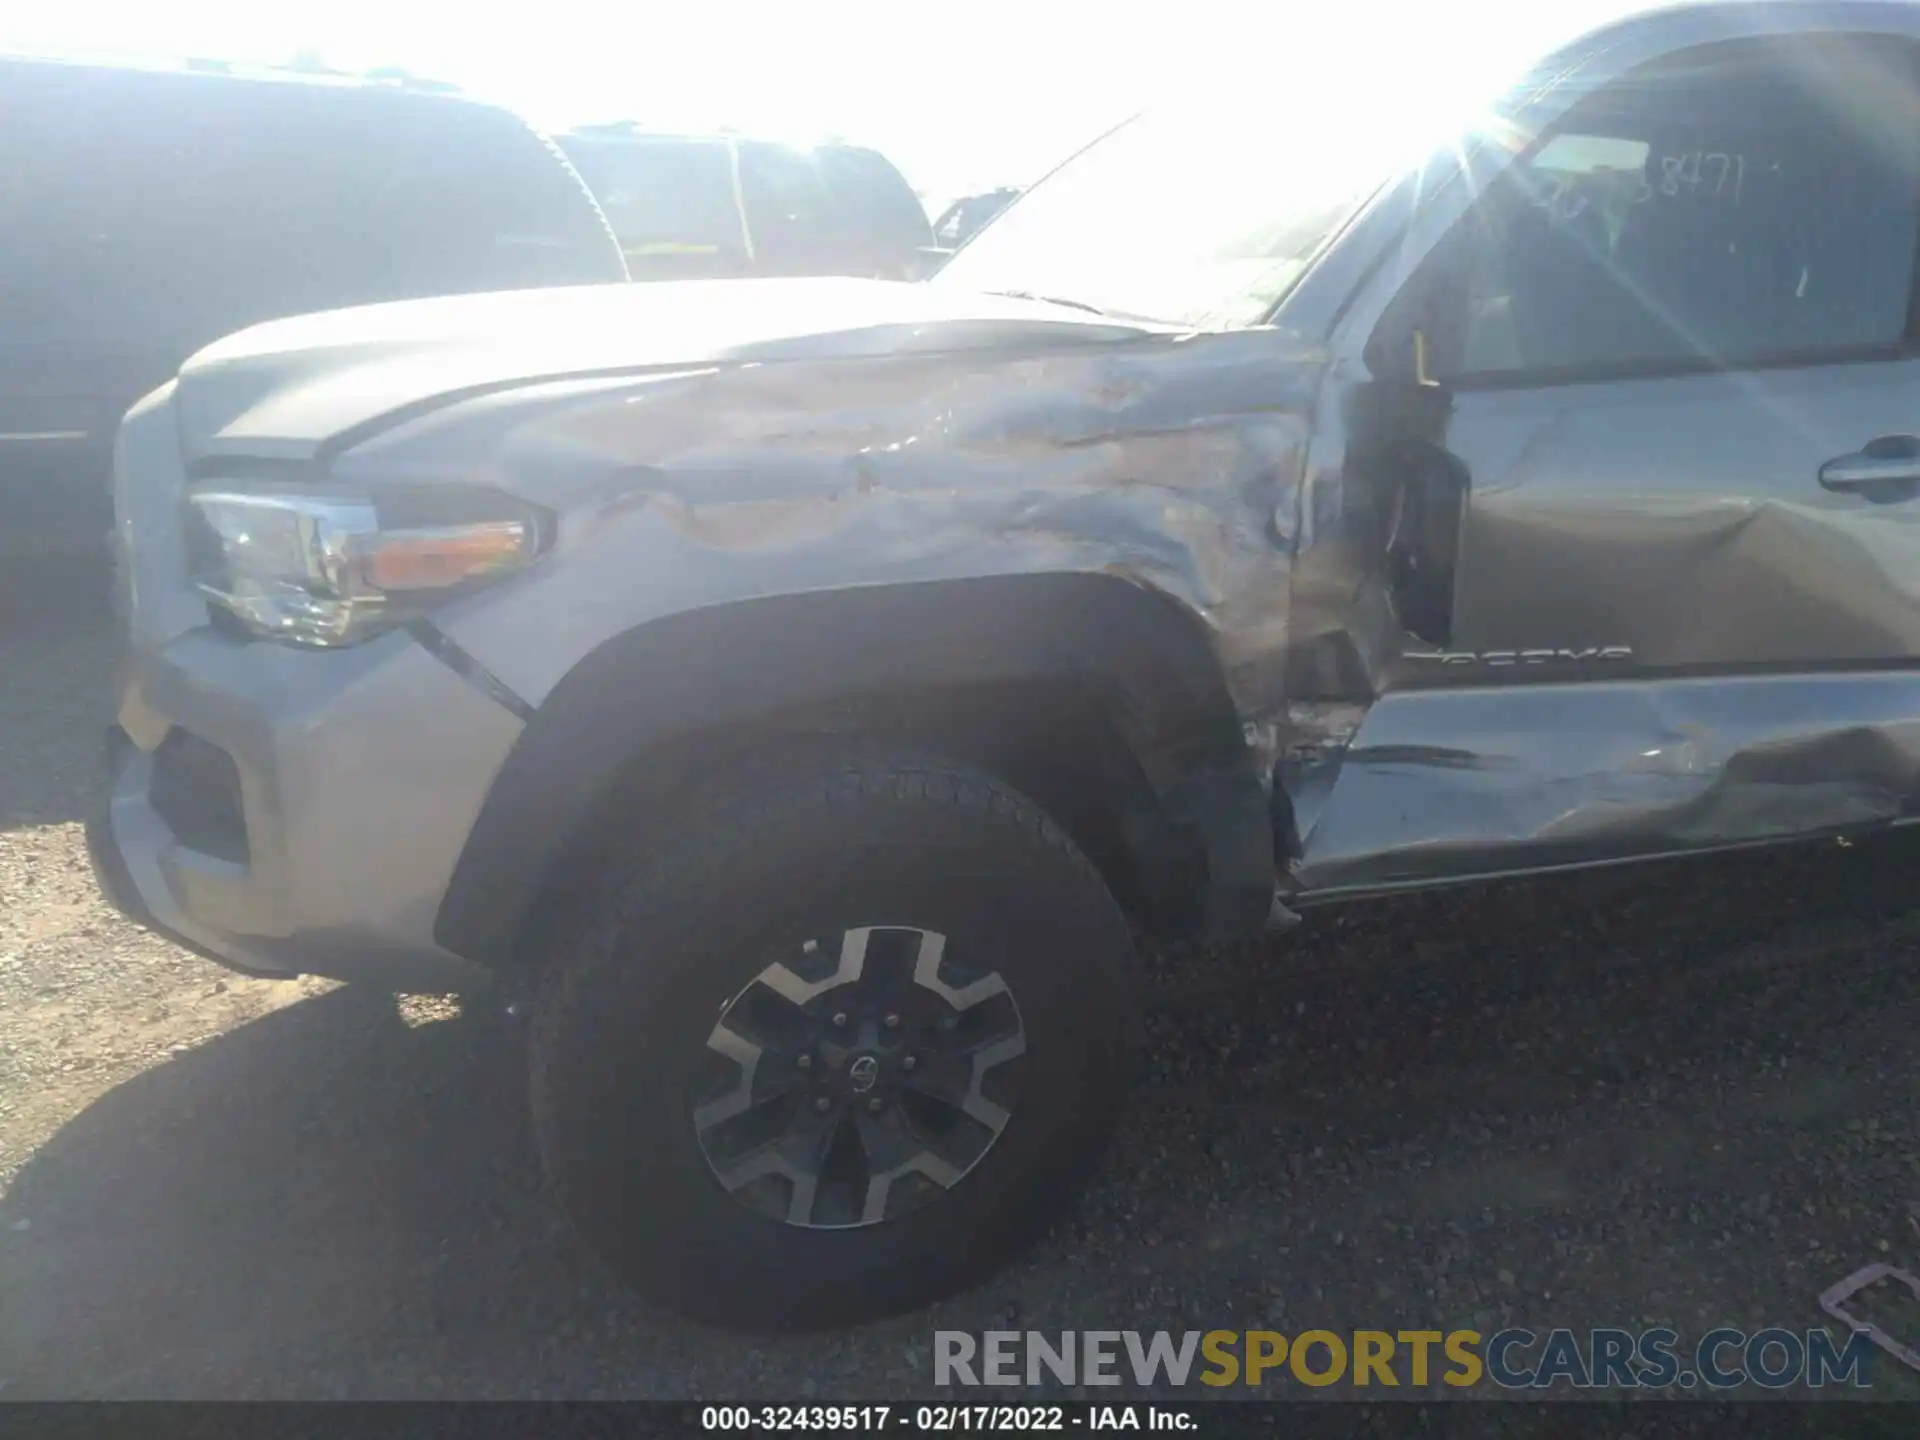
{"left": 150, "top": 728, "right": 249, "bottom": 864}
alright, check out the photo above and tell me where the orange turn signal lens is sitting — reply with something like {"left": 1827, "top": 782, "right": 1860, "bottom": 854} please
{"left": 360, "top": 522, "right": 531, "bottom": 592}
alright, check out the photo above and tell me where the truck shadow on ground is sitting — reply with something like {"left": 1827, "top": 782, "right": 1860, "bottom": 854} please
{"left": 5, "top": 836, "right": 1920, "bottom": 1399}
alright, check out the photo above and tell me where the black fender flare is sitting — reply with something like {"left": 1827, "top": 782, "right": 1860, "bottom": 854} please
{"left": 433, "top": 572, "right": 1274, "bottom": 965}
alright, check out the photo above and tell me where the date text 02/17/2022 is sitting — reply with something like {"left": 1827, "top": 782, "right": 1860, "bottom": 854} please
{"left": 699, "top": 1405, "right": 1192, "bottom": 1431}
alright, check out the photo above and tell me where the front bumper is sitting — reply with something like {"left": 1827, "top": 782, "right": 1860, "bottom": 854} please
{"left": 90, "top": 381, "right": 527, "bottom": 990}
{"left": 84, "top": 738, "right": 281, "bottom": 980}
{"left": 87, "top": 623, "right": 524, "bottom": 993}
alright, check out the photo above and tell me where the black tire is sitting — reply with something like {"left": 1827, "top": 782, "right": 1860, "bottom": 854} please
{"left": 528, "top": 751, "right": 1139, "bottom": 1329}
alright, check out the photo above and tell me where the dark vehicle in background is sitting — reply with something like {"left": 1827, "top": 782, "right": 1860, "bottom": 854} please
{"left": 0, "top": 54, "right": 627, "bottom": 555}
{"left": 931, "top": 186, "right": 1021, "bottom": 248}
{"left": 556, "top": 124, "right": 933, "bottom": 283}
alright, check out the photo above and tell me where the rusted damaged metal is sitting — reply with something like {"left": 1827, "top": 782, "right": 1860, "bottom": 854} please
{"left": 1820, "top": 1263, "right": 1920, "bottom": 1375}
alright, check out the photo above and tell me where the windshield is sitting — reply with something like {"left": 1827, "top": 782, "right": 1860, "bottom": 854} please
{"left": 932, "top": 40, "right": 1562, "bottom": 331}
{"left": 933, "top": 101, "right": 1409, "bottom": 328}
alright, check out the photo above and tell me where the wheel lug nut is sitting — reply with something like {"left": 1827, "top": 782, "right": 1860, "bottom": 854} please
{"left": 796, "top": 1054, "right": 812, "bottom": 1071}
{"left": 868, "top": 1097, "right": 885, "bottom": 1113}
{"left": 832, "top": 1012, "right": 848, "bottom": 1027}
{"left": 903, "top": 1055, "right": 917, "bottom": 1071}
{"left": 884, "top": 1013, "right": 900, "bottom": 1028}
{"left": 814, "top": 1097, "right": 831, "bottom": 1113}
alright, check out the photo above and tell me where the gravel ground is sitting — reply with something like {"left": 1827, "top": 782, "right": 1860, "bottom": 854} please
{"left": 2, "top": 560, "right": 1918, "bottom": 1401}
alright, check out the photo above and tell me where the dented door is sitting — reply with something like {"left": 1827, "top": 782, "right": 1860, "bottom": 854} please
{"left": 1445, "top": 52, "right": 1920, "bottom": 680}
{"left": 1289, "top": 29, "right": 1920, "bottom": 895}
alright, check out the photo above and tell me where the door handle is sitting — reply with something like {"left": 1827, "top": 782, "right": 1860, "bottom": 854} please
{"left": 1819, "top": 437, "right": 1920, "bottom": 491}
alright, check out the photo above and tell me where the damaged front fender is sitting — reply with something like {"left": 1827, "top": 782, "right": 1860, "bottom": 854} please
{"left": 334, "top": 327, "right": 1324, "bottom": 722}
{"left": 330, "top": 326, "right": 1328, "bottom": 960}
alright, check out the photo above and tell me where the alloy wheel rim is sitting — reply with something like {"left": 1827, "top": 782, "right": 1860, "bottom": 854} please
{"left": 691, "top": 925, "right": 1027, "bottom": 1229}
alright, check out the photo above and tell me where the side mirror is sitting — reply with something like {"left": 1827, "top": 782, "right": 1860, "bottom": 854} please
{"left": 906, "top": 246, "right": 955, "bottom": 281}
{"left": 1412, "top": 328, "right": 1441, "bottom": 388}
{"left": 1365, "top": 284, "right": 1448, "bottom": 387}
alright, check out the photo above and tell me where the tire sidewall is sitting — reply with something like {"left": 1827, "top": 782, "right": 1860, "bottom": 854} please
{"left": 531, "top": 766, "right": 1137, "bottom": 1327}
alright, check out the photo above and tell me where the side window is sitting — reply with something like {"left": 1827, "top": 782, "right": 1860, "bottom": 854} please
{"left": 334, "top": 104, "right": 631, "bottom": 292}
{"left": 1421, "top": 38, "right": 1920, "bottom": 382}
{"left": 566, "top": 138, "right": 744, "bottom": 258}
{"left": 736, "top": 141, "right": 839, "bottom": 268}
{"left": 816, "top": 147, "right": 934, "bottom": 265}
{"left": 933, "top": 202, "right": 968, "bottom": 247}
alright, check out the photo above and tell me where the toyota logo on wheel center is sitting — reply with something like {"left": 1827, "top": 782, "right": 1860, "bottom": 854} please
{"left": 847, "top": 1054, "right": 881, "bottom": 1092}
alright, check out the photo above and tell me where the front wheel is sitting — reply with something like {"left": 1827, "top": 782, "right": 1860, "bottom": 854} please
{"left": 528, "top": 753, "right": 1140, "bottom": 1328}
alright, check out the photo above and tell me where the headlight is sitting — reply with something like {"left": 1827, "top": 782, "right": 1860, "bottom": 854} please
{"left": 186, "top": 487, "right": 547, "bottom": 647}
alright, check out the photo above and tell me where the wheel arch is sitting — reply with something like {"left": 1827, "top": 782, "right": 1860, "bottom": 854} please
{"left": 433, "top": 571, "right": 1276, "bottom": 969}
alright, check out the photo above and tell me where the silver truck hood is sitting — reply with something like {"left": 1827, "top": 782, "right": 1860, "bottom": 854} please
{"left": 170, "top": 278, "right": 1153, "bottom": 462}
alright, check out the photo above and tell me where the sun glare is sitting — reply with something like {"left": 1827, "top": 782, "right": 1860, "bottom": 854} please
{"left": 3, "top": 0, "right": 1644, "bottom": 199}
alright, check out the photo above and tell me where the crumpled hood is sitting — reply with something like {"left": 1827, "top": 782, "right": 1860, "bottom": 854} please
{"left": 171, "top": 277, "right": 1157, "bottom": 462}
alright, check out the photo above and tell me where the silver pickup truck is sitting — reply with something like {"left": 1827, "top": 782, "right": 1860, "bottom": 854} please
{"left": 90, "top": 1, "right": 1920, "bottom": 1328}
